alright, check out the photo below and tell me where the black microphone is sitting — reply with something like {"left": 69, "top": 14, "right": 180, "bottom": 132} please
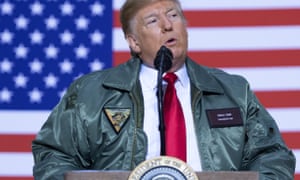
{"left": 154, "top": 45, "right": 173, "bottom": 156}
{"left": 154, "top": 45, "right": 173, "bottom": 73}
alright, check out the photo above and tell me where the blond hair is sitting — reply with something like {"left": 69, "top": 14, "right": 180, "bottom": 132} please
{"left": 120, "top": 0, "right": 184, "bottom": 36}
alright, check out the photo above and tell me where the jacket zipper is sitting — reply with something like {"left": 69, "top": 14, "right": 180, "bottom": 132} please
{"left": 129, "top": 92, "right": 138, "bottom": 169}
{"left": 191, "top": 88, "right": 204, "bottom": 168}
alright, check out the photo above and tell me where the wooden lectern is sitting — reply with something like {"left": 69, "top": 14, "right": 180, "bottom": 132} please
{"left": 65, "top": 170, "right": 259, "bottom": 180}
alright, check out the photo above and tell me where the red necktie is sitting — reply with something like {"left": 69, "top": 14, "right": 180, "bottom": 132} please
{"left": 163, "top": 72, "right": 187, "bottom": 161}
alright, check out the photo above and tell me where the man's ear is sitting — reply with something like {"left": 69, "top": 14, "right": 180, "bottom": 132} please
{"left": 126, "top": 34, "right": 141, "bottom": 54}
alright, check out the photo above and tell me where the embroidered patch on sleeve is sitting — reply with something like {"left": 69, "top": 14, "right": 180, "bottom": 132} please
{"left": 104, "top": 108, "right": 130, "bottom": 133}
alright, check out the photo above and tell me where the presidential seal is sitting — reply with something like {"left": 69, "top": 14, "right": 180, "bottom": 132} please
{"left": 128, "top": 156, "right": 198, "bottom": 180}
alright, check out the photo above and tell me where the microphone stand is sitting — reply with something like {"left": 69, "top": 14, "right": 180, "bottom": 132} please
{"left": 156, "top": 56, "right": 165, "bottom": 155}
{"left": 154, "top": 46, "right": 173, "bottom": 156}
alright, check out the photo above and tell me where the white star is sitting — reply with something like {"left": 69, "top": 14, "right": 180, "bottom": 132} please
{"left": 45, "top": 15, "right": 59, "bottom": 30}
{"left": 1, "top": 1, "right": 14, "bottom": 15}
{"left": 59, "top": 59, "right": 74, "bottom": 73}
{"left": 89, "top": 59, "right": 104, "bottom": 71}
{"left": 14, "top": 44, "right": 29, "bottom": 59}
{"left": 30, "top": 1, "right": 44, "bottom": 15}
{"left": 60, "top": 30, "right": 74, "bottom": 44}
{"left": 0, "top": 87, "right": 13, "bottom": 103}
{"left": 44, "top": 44, "right": 59, "bottom": 59}
{"left": 13, "top": 73, "right": 28, "bottom": 88}
{"left": 29, "top": 29, "right": 44, "bottom": 44}
{"left": 75, "top": 15, "right": 89, "bottom": 30}
{"left": 90, "top": 30, "right": 104, "bottom": 44}
{"left": 74, "top": 44, "right": 89, "bottom": 59}
{"left": 28, "top": 88, "right": 43, "bottom": 103}
{"left": 0, "top": 29, "right": 14, "bottom": 44}
{"left": 29, "top": 58, "right": 43, "bottom": 73}
{"left": 60, "top": 1, "right": 74, "bottom": 16}
{"left": 90, "top": 2, "right": 105, "bottom": 16}
{"left": 44, "top": 73, "right": 58, "bottom": 88}
{"left": 15, "top": 15, "right": 29, "bottom": 29}
{"left": 0, "top": 58, "right": 13, "bottom": 73}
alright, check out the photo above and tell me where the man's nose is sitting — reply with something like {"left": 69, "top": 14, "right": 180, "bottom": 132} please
{"left": 161, "top": 16, "right": 172, "bottom": 32}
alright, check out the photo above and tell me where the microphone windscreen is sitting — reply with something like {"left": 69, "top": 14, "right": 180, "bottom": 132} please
{"left": 154, "top": 46, "right": 173, "bottom": 73}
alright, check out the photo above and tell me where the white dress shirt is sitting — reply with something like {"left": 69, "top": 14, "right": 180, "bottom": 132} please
{"left": 139, "top": 64, "right": 202, "bottom": 171}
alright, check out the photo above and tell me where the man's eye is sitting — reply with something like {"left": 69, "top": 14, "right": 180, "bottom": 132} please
{"left": 168, "top": 12, "right": 179, "bottom": 20}
{"left": 147, "top": 18, "right": 157, "bottom": 24}
{"left": 171, "top": 13, "right": 178, "bottom": 17}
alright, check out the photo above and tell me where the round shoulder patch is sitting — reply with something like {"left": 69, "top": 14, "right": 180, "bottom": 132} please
{"left": 128, "top": 156, "right": 199, "bottom": 180}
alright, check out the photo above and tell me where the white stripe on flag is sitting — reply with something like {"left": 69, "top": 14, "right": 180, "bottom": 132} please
{"left": 268, "top": 108, "right": 300, "bottom": 132}
{"left": 294, "top": 149, "right": 300, "bottom": 173}
{"left": 113, "top": 26, "right": 300, "bottom": 51}
{"left": 0, "top": 110, "right": 49, "bottom": 134}
{"left": 188, "top": 26, "right": 300, "bottom": 51}
{"left": 0, "top": 152, "right": 33, "bottom": 176}
{"left": 114, "top": 0, "right": 300, "bottom": 10}
{"left": 222, "top": 66, "right": 300, "bottom": 91}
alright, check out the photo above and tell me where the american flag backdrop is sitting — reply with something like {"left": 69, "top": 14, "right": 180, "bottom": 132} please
{"left": 0, "top": 0, "right": 299, "bottom": 179}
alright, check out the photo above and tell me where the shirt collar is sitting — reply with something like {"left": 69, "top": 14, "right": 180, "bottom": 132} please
{"left": 174, "top": 64, "right": 189, "bottom": 88}
{"left": 139, "top": 64, "right": 158, "bottom": 91}
{"left": 139, "top": 64, "right": 189, "bottom": 90}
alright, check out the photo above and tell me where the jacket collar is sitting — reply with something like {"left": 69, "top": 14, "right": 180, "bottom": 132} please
{"left": 102, "top": 57, "right": 141, "bottom": 91}
{"left": 102, "top": 57, "right": 224, "bottom": 94}
{"left": 186, "top": 57, "right": 224, "bottom": 94}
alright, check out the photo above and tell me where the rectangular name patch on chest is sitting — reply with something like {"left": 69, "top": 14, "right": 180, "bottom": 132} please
{"left": 206, "top": 107, "right": 243, "bottom": 128}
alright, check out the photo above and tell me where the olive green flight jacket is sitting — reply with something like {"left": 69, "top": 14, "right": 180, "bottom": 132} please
{"left": 32, "top": 57, "right": 295, "bottom": 180}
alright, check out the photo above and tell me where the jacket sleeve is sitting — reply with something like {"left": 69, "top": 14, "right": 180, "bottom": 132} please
{"left": 32, "top": 87, "right": 91, "bottom": 180}
{"left": 241, "top": 89, "right": 296, "bottom": 179}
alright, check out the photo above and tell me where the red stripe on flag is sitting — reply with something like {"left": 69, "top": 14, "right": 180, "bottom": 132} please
{"left": 0, "top": 134, "right": 35, "bottom": 152}
{"left": 255, "top": 90, "right": 300, "bottom": 108}
{"left": 282, "top": 132, "right": 300, "bottom": 149}
{"left": 113, "top": 49, "right": 300, "bottom": 68}
{"left": 113, "top": 52, "right": 131, "bottom": 66}
{"left": 114, "top": 9, "right": 300, "bottom": 27}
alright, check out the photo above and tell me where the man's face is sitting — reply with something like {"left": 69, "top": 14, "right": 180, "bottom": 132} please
{"left": 127, "top": 0, "right": 188, "bottom": 72}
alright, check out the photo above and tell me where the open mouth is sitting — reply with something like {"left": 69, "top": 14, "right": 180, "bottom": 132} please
{"left": 165, "top": 38, "right": 176, "bottom": 45}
